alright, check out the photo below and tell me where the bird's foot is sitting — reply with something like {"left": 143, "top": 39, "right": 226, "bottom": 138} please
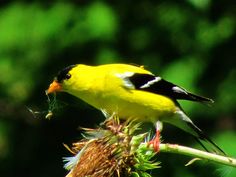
{"left": 148, "top": 130, "right": 161, "bottom": 152}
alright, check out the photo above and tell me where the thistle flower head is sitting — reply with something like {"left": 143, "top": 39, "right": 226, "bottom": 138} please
{"left": 64, "top": 116, "right": 160, "bottom": 177}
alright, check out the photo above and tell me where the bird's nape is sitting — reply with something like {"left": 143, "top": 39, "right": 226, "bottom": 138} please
{"left": 46, "top": 63, "right": 224, "bottom": 155}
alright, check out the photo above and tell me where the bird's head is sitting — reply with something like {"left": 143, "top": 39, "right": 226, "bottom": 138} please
{"left": 46, "top": 65, "right": 77, "bottom": 94}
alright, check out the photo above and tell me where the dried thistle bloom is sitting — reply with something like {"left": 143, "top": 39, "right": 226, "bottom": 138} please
{"left": 64, "top": 116, "right": 160, "bottom": 177}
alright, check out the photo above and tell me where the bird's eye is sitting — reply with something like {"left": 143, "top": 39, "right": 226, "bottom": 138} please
{"left": 65, "top": 73, "right": 71, "bottom": 80}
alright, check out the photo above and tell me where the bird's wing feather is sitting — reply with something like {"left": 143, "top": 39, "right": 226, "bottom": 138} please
{"left": 126, "top": 73, "right": 213, "bottom": 103}
{"left": 170, "top": 109, "right": 226, "bottom": 155}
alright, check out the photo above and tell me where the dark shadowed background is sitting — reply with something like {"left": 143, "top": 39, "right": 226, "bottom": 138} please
{"left": 0, "top": 1, "right": 235, "bottom": 177}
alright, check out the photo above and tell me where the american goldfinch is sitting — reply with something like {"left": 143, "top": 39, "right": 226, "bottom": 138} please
{"left": 46, "top": 63, "right": 224, "bottom": 154}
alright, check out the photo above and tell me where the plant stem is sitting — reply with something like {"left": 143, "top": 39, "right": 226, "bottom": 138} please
{"left": 159, "top": 143, "right": 236, "bottom": 167}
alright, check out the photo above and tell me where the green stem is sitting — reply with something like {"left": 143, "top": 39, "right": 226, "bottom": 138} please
{"left": 159, "top": 143, "right": 236, "bottom": 167}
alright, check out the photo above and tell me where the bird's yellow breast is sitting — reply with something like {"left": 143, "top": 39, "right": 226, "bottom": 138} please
{"left": 98, "top": 86, "right": 177, "bottom": 123}
{"left": 65, "top": 64, "right": 177, "bottom": 123}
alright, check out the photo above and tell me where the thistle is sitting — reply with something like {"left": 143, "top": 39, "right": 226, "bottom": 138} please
{"left": 63, "top": 116, "right": 160, "bottom": 177}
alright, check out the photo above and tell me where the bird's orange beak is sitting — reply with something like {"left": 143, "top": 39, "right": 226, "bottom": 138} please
{"left": 46, "top": 80, "right": 62, "bottom": 94}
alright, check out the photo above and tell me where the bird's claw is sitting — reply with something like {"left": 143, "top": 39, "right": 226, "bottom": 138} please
{"left": 148, "top": 130, "right": 161, "bottom": 152}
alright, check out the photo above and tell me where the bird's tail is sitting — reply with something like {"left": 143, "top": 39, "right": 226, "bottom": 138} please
{"left": 166, "top": 110, "right": 225, "bottom": 155}
{"left": 186, "top": 121, "right": 226, "bottom": 155}
{"left": 184, "top": 92, "right": 214, "bottom": 104}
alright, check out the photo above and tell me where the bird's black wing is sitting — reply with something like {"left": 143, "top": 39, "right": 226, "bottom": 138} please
{"left": 128, "top": 73, "right": 213, "bottom": 103}
{"left": 128, "top": 73, "right": 225, "bottom": 154}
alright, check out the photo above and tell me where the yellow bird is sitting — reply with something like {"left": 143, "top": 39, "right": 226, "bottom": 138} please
{"left": 46, "top": 63, "right": 224, "bottom": 154}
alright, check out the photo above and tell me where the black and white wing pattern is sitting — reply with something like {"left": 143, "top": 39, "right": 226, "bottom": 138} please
{"left": 127, "top": 73, "right": 213, "bottom": 103}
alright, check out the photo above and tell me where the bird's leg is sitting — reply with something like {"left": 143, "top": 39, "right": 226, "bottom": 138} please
{"left": 148, "top": 121, "right": 163, "bottom": 152}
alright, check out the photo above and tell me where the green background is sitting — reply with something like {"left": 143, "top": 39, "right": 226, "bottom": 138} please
{"left": 0, "top": 1, "right": 235, "bottom": 176}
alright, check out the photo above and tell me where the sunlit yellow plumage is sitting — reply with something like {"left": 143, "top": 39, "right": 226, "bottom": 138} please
{"left": 46, "top": 63, "right": 224, "bottom": 154}
{"left": 64, "top": 64, "right": 175, "bottom": 123}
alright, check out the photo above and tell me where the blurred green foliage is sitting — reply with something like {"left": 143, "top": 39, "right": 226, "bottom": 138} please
{"left": 0, "top": 1, "right": 235, "bottom": 177}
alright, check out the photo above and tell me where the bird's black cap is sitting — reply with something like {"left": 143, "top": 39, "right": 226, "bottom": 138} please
{"left": 56, "top": 65, "right": 76, "bottom": 83}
